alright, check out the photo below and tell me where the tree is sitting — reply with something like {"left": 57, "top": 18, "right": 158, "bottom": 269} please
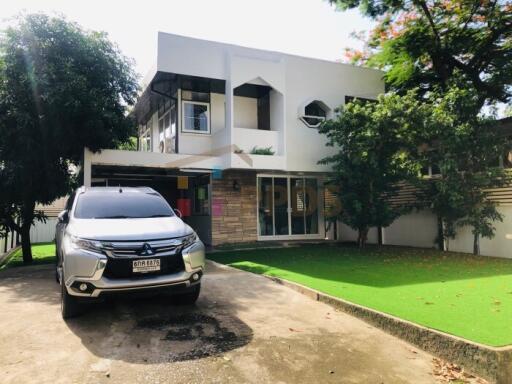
{"left": 412, "top": 87, "right": 507, "bottom": 253}
{"left": 319, "top": 92, "right": 423, "bottom": 247}
{"left": 331, "top": 0, "right": 512, "bottom": 109}
{"left": 0, "top": 14, "right": 138, "bottom": 262}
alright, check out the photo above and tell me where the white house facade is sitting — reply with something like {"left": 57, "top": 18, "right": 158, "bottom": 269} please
{"left": 82, "top": 32, "right": 384, "bottom": 246}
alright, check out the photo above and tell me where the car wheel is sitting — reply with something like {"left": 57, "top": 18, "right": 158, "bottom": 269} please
{"left": 61, "top": 279, "right": 82, "bottom": 319}
{"left": 172, "top": 283, "right": 201, "bottom": 305}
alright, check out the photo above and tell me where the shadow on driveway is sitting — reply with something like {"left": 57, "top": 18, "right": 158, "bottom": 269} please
{"left": 65, "top": 294, "right": 253, "bottom": 364}
{"left": 0, "top": 264, "right": 253, "bottom": 365}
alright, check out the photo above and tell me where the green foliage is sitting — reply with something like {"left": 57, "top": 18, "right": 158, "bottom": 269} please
{"left": 117, "top": 136, "right": 138, "bottom": 151}
{"left": 319, "top": 93, "right": 423, "bottom": 246}
{"left": 250, "top": 146, "right": 275, "bottom": 155}
{"left": 411, "top": 87, "right": 508, "bottom": 252}
{"left": 330, "top": 0, "right": 512, "bottom": 108}
{"left": 321, "top": 87, "right": 509, "bottom": 252}
{"left": 0, "top": 14, "right": 138, "bottom": 262}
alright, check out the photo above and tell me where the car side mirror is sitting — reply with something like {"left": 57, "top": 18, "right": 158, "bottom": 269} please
{"left": 58, "top": 210, "right": 69, "bottom": 223}
{"left": 174, "top": 209, "right": 182, "bottom": 218}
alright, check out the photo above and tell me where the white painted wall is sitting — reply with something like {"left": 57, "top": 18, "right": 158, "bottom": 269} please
{"left": 176, "top": 92, "right": 226, "bottom": 156}
{"left": 233, "top": 96, "right": 257, "bottom": 129}
{"left": 339, "top": 223, "right": 379, "bottom": 244}
{"left": 284, "top": 55, "right": 385, "bottom": 173}
{"left": 153, "top": 32, "right": 385, "bottom": 173}
{"left": 233, "top": 127, "right": 279, "bottom": 154}
{"left": 383, "top": 210, "right": 438, "bottom": 248}
{"left": 449, "top": 205, "right": 512, "bottom": 259}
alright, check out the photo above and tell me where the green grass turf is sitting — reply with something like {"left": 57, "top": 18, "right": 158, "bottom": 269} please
{"left": 0, "top": 242, "right": 56, "bottom": 270}
{"left": 209, "top": 244, "right": 512, "bottom": 347}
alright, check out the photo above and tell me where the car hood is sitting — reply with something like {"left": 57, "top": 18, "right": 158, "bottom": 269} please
{"left": 67, "top": 216, "right": 193, "bottom": 241}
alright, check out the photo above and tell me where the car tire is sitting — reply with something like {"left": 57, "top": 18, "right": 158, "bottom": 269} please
{"left": 61, "top": 279, "right": 82, "bottom": 319}
{"left": 172, "top": 283, "right": 201, "bottom": 305}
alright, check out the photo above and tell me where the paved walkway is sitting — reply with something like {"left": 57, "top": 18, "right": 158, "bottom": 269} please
{"left": 0, "top": 262, "right": 440, "bottom": 383}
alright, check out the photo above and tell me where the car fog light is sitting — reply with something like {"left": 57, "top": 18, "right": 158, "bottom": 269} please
{"left": 79, "top": 283, "right": 88, "bottom": 292}
{"left": 192, "top": 273, "right": 199, "bottom": 281}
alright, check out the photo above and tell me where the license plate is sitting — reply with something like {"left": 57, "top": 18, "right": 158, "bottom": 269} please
{"left": 132, "top": 259, "right": 160, "bottom": 273}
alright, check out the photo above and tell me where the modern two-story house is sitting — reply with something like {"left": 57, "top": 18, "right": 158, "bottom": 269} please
{"left": 81, "top": 32, "right": 384, "bottom": 246}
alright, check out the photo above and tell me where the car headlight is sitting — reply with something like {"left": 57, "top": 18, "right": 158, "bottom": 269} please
{"left": 181, "top": 232, "right": 198, "bottom": 248}
{"left": 70, "top": 236, "right": 103, "bottom": 253}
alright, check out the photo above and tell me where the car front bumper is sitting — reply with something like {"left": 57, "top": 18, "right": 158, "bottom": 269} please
{"left": 63, "top": 240, "right": 205, "bottom": 298}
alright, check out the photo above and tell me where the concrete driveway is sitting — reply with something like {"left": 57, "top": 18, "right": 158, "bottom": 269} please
{"left": 0, "top": 261, "right": 441, "bottom": 384}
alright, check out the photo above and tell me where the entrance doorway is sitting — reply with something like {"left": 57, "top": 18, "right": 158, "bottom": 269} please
{"left": 257, "top": 175, "right": 321, "bottom": 240}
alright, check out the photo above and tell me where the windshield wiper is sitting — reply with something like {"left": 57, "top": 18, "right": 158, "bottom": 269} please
{"left": 97, "top": 215, "right": 133, "bottom": 219}
{"left": 147, "top": 214, "right": 172, "bottom": 218}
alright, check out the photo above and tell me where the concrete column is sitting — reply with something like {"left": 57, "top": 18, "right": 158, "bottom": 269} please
{"left": 83, "top": 148, "right": 92, "bottom": 187}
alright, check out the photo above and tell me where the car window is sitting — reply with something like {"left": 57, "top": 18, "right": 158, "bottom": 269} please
{"left": 74, "top": 191, "right": 175, "bottom": 219}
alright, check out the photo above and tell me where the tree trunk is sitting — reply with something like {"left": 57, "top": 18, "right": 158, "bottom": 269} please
{"left": 20, "top": 223, "right": 33, "bottom": 263}
{"left": 357, "top": 228, "right": 369, "bottom": 248}
{"left": 436, "top": 216, "right": 445, "bottom": 251}
{"left": 473, "top": 233, "right": 480, "bottom": 255}
{"left": 20, "top": 200, "right": 35, "bottom": 264}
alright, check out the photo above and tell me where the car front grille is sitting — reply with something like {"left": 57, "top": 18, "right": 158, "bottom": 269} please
{"left": 100, "top": 238, "right": 187, "bottom": 279}
{"left": 101, "top": 238, "right": 185, "bottom": 258}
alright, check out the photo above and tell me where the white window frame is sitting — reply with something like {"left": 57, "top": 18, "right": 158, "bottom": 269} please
{"left": 181, "top": 100, "right": 210, "bottom": 134}
{"left": 299, "top": 115, "right": 325, "bottom": 128}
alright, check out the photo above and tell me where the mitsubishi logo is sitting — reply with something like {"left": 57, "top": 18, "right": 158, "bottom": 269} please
{"left": 140, "top": 243, "right": 154, "bottom": 256}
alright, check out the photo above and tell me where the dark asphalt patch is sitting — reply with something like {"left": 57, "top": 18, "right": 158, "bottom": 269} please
{"left": 136, "top": 312, "right": 252, "bottom": 361}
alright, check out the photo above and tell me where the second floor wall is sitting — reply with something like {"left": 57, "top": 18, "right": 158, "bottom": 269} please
{"left": 135, "top": 32, "right": 385, "bottom": 172}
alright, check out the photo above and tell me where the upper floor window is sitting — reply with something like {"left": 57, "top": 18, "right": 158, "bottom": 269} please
{"left": 139, "top": 119, "right": 152, "bottom": 152}
{"left": 181, "top": 91, "right": 210, "bottom": 134}
{"left": 299, "top": 100, "right": 328, "bottom": 128}
{"left": 158, "top": 101, "right": 177, "bottom": 153}
{"left": 182, "top": 101, "right": 210, "bottom": 134}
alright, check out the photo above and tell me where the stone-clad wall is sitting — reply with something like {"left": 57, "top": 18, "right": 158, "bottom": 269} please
{"left": 211, "top": 170, "right": 257, "bottom": 245}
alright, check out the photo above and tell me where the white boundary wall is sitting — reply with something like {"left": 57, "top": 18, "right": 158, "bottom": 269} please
{"left": 30, "top": 218, "right": 58, "bottom": 244}
{"left": 339, "top": 207, "right": 512, "bottom": 259}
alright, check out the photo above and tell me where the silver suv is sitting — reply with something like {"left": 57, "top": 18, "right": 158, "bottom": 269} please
{"left": 55, "top": 187, "right": 205, "bottom": 318}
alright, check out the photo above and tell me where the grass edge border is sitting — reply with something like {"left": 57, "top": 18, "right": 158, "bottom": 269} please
{"left": 208, "top": 260, "right": 512, "bottom": 383}
{"left": 0, "top": 246, "right": 22, "bottom": 269}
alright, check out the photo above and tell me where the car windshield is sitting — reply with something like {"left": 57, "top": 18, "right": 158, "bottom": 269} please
{"left": 74, "top": 191, "right": 175, "bottom": 219}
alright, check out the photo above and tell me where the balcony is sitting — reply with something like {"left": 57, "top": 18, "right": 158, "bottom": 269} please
{"left": 233, "top": 127, "right": 279, "bottom": 154}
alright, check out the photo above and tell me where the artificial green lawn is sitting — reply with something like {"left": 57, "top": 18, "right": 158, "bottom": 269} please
{"left": 209, "top": 245, "right": 512, "bottom": 347}
{"left": 0, "top": 242, "right": 56, "bottom": 270}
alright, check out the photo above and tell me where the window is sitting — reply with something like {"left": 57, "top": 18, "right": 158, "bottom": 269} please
{"left": 158, "top": 104, "right": 176, "bottom": 153}
{"left": 299, "top": 100, "right": 328, "bottom": 128}
{"left": 139, "top": 119, "right": 152, "bottom": 152}
{"left": 182, "top": 101, "right": 210, "bottom": 134}
{"left": 421, "top": 164, "right": 441, "bottom": 177}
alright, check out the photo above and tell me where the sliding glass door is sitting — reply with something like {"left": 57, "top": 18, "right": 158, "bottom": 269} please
{"left": 258, "top": 176, "right": 319, "bottom": 238}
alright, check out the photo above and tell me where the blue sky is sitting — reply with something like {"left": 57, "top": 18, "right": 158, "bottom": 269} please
{"left": 1, "top": 0, "right": 374, "bottom": 77}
